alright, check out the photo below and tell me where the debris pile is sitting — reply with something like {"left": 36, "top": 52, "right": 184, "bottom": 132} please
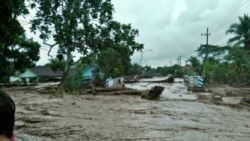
{"left": 141, "top": 86, "right": 165, "bottom": 100}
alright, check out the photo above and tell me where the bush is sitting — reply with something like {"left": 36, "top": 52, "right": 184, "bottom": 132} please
{"left": 63, "top": 71, "right": 83, "bottom": 92}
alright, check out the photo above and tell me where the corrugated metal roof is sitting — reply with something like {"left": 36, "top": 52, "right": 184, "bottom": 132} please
{"left": 30, "top": 66, "right": 63, "bottom": 77}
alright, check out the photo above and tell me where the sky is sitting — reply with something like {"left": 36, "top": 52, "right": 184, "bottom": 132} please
{"left": 20, "top": 0, "right": 250, "bottom": 67}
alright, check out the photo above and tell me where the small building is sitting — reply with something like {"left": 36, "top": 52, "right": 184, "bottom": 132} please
{"left": 82, "top": 65, "right": 104, "bottom": 80}
{"left": 19, "top": 66, "right": 63, "bottom": 83}
{"left": 16, "top": 65, "right": 107, "bottom": 85}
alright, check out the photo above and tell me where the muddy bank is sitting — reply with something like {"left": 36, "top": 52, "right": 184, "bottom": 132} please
{"left": 205, "top": 84, "right": 250, "bottom": 97}
{"left": 204, "top": 84, "right": 250, "bottom": 106}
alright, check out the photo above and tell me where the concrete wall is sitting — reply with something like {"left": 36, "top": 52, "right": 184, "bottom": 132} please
{"left": 184, "top": 75, "right": 204, "bottom": 88}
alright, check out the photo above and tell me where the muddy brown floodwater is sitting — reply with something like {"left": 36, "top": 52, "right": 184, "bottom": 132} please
{"left": 4, "top": 78, "right": 250, "bottom": 141}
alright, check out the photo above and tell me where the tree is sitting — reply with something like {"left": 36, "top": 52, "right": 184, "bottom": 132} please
{"left": 196, "top": 44, "right": 229, "bottom": 80}
{"left": 88, "top": 20, "right": 143, "bottom": 74}
{"left": 187, "top": 56, "right": 202, "bottom": 75}
{"left": 97, "top": 48, "right": 124, "bottom": 78}
{"left": 224, "top": 46, "right": 250, "bottom": 83}
{"left": 31, "top": 0, "right": 143, "bottom": 85}
{"left": 196, "top": 44, "right": 229, "bottom": 60}
{"left": 127, "top": 63, "right": 143, "bottom": 75}
{"left": 102, "top": 21, "right": 144, "bottom": 73}
{"left": 30, "top": 0, "right": 114, "bottom": 82}
{"left": 143, "top": 65, "right": 154, "bottom": 76}
{"left": 0, "top": 0, "right": 40, "bottom": 83}
{"left": 187, "top": 56, "right": 200, "bottom": 68}
{"left": 45, "top": 58, "right": 65, "bottom": 72}
{"left": 226, "top": 14, "right": 250, "bottom": 49}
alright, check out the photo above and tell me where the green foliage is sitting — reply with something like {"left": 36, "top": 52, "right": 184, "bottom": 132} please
{"left": 30, "top": 0, "right": 115, "bottom": 81}
{"left": 46, "top": 58, "right": 65, "bottom": 72}
{"left": 97, "top": 48, "right": 124, "bottom": 78}
{"left": 94, "top": 21, "right": 144, "bottom": 74}
{"left": 211, "top": 63, "right": 230, "bottom": 83}
{"left": 143, "top": 65, "right": 154, "bottom": 76}
{"left": 31, "top": 0, "right": 143, "bottom": 84}
{"left": 226, "top": 14, "right": 250, "bottom": 49}
{"left": 192, "top": 14, "right": 250, "bottom": 84}
{"left": 224, "top": 47, "right": 250, "bottom": 83}
{"left": 203, "top": 60, "right": 216, "bottom": 80}
{"left": 127, "top": 63, "right": 143, "bottom": 75}
{"left": 154, "top": 65, "right": 183, "bottom": 77}
{"left": 187, "top": 56, "right": 200, "bottom": 68}
{"left": 172, "top": 65, "right": 184, "bottom": 77}
{"left": 196, "top": 44, "right": 230, "bottom": 60}
{"left": 199, "top": 46, "right": 250, "bottom": 84}
{"left": 186, "top": 56, "right": 202, "bottom": 75}
{"left": 0, "top": 0, "right": 40, "bottom": 83}
{"left": 63, "top": 71, "right": 83, "bottom": 91}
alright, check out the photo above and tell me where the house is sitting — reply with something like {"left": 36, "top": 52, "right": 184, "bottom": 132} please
{"left": 19, "top": 66, "right": 63, "bottom": 83}
{"left": 80, "top": 65, "right": 124, "bottom": 87}
{"left": 82, "top": 65, "right": 104, "bottom": 80}
{"left": 15, "top": 65, "right": 109, "bottom": 86}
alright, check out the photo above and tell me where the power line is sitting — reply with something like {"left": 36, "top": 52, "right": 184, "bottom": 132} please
{"left": 210, "top": 0, "right": 248, "bottom": 30}
{"left": 214, "top": 1, "right": 250, "bottom": 29}
{"left": 212, "top": 35, "right": 228, "bottom": 44}
{"left": 210, "top": 0, "right": 250, "bottom": 44}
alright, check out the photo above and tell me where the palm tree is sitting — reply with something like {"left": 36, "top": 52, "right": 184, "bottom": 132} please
{"left": 226, "top": 14, "right": 250, "bottom": 49}
{"left": 187, "top": 56, "right": 200, "bottom": 68}
{"left": 187, "top": 56, "right": 202, "bottom": 75}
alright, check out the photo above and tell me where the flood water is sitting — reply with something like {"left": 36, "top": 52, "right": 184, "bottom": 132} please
{"left": 126, "top": 77, "right": 197, "bottom": 100}
{"left": 5, "top": 77, "right": 250, "bottom": 141}
{"left": 124, "top": 78, "right": 250, "bottom": 140}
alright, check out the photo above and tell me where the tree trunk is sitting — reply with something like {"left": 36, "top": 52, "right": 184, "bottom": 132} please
{"left": 58, "top": 47, "right": 71, "bottom": 90}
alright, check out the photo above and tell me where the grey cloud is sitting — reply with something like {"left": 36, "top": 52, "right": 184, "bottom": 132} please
{"left": 20, "top": 0, "right": 250, "bottom": 66}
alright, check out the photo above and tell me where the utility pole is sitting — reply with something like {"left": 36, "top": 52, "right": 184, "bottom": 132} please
{"left": 201, "top": 27, "right": 211, "bottom": 81}
{"left": 201, "top": 28, "right": 210, "bottom": 61}
{"left": 176, "top": 56, "right": 181, "bottom": 66}
{"left": 180, "top": 56, "right": 181, "bottom": 66}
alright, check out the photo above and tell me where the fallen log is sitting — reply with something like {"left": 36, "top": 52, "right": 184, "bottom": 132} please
{"left": 241, "top": 97, "right": 250, "bottom": 104}
{"left": 141, "top": 86, "right": 165, "bottom": 100}
{"left": 141, "top": 76, "right": 174, "bottom": 83}
{"left": 95, "top": 87, "right": 131, "bottom": 92}
{"left": 93, "top": 89, "right": 142, "bottom": 95}
{"left": 123, "top": 80, "right": 139, "bottom": 83}
{"left": 114, "top": 90, "right": 142, "bottom": 95}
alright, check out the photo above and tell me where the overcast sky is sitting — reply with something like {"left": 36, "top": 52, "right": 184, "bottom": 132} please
{"left": 21, "top": 0, "right": 250, "bottom": 67}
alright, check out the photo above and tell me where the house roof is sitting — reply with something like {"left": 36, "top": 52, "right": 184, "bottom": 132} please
{"left": 30, "top": 66, "right": 63, "bottom": 77}
{"left": 20, "top": 65, "right": 103, "bottom": 78}
{"left": 19, "top": 69, "right": 37, "bottom": 78}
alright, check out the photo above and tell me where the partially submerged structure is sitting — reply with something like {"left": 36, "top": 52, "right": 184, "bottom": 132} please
{"left": 184, "top": 75, "right": 205, "bottom": 92}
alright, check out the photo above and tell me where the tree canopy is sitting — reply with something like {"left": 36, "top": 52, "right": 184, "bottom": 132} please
{"left": 30, "top": 0, "right": 143, "bottom": 84}
{"left": 226, "top": 14, "right": 250, "bottom": 49}
{"left": 0, "top": 0, "right": 40, "bottom": 82}
{"left": 187, "top": 14, "right": 250, "bottom": 84}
